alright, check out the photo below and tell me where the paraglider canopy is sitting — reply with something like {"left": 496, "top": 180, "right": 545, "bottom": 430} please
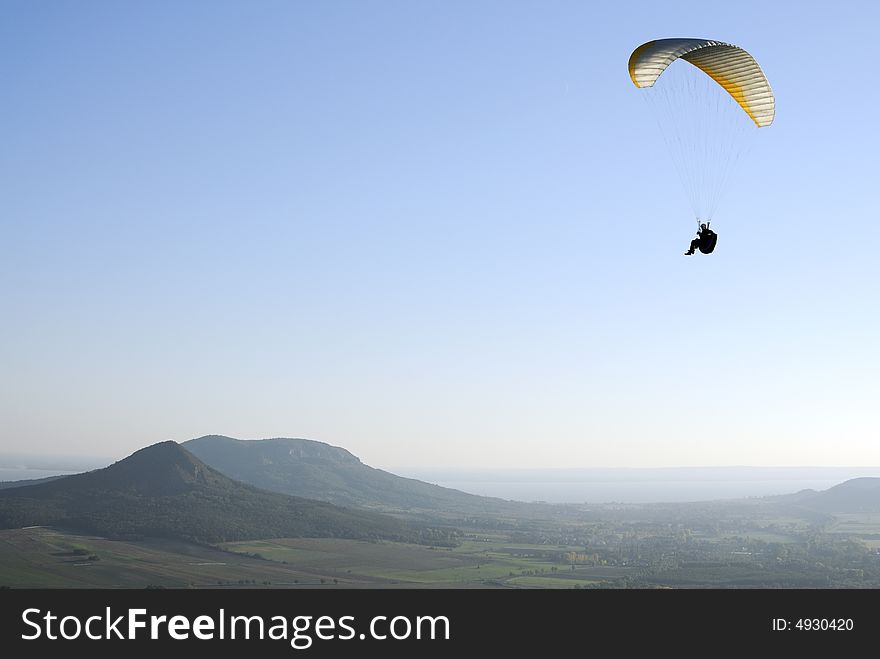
{"left": 628, "top": 38, "right": 775, "bottom": 127}
{"left": 628, "top": 37, "right": 775, "bottom": 225}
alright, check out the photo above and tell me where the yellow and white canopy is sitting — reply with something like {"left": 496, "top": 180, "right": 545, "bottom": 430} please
{"left": 628, "top": 38, "right": 775, "bottom": 127}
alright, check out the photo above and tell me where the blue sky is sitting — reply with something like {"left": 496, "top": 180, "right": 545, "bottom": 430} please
{"left": 2, "top": 1, "right": 878, "bottom": 468}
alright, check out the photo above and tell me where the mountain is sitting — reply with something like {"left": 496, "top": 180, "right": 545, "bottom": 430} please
{"left": 183, "top": 435, "right": 517, "bottom": 516}
{"left": 0, "top": 441, "right": 425, "bottom": 544}
{"left": 793, "top": 477, "right": 880, "bottom": 513}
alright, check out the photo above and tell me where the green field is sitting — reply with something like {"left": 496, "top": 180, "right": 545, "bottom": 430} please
{"left": 825, "top": 514, "right": 880, "bottom": 548}
{"left": 0, "top": 527, "right": 345, "bottom": 588}
{"left": 716, "top": 531, "right": 800, "bottom": 544}
{"left": 0, "top": 527, "right": 624, "bottom": 589}
{"left": 4, "top": 502, "right": 878, "bottom": 588}
{"left": 507, "top": 576, "right": 599, "bottom": 588}
{"left": 219, "top": 536, "right": 630, "bottom": 587}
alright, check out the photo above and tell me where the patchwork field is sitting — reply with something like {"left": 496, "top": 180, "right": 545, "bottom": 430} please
{"left": 825, "top": 514, "right": 880, "bottom": 548}
{"left": 220, "top": 536, "right": 633, "bottom": 587}
{"left": 0, "top": 527, "right": 337, "bottom": 588}
{"left": 0, "top": 527, "right": 627, "bottom": 589}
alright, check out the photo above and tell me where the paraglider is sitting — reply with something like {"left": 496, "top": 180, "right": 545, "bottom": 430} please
{"left": 684, "top": 222, "right": 717, "bottom": 256}
{"left": 628, "top": 38, "right": 774, "bottom": 255}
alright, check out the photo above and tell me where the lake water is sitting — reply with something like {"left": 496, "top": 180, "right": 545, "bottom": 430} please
{"left": 0, "top": 468, "right": 78, "bottom": 483}
{"left": 394, "top": 467, "right": 880, "bottom": 504}
{"left": 423, "top": 478, "right": 848, "bottom": 503}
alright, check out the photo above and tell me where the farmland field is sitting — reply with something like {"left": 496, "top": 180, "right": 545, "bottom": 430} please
{"left": 0, "top": 527, "right": 622, "bottom": 588}
{"left": 220, "top": 536, "right": 631, "bottom": 587}
{"left": 0, "top": 527, "right": 354, "bottom": 588}
{"left": 3, "top": 500, "right": 880, "bottom": 589}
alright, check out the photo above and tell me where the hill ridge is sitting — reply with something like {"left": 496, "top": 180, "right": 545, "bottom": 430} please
{"left": 0, "top": 441, "right": 429, "bottom": 544}
{"left": 182, "top": 434, "right": 513, "bottom": 515}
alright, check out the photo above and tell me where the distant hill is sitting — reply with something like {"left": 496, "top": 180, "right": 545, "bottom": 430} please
{"left": 0, "top": 442, "right": 429, "bottom": 545}
{"left": 793, "top": 477, "right": 880, "bottom": 513}
{"left": 183, "top": 435, "right": 521, "bottom": 516}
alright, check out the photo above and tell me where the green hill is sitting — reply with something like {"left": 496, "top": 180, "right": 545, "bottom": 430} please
{"left": 183, "top": 435, "right": 516, "bottom": 516}
{"left": 795, "top": 477, "right": 880, "bottom": 513}
{"left": 0, "top": 441, "right": 428, "bottom": 545}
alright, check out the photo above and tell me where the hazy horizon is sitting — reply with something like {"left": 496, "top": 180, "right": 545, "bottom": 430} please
{"left": 5, "top": 446, "right": 880, "bottom": 474}
{"left": 5, "top": 438, "right": 880, "bottom": 473}
{"left": 392, "top": 465, "right": 880, "bottom": 503}
{"left": 3, "top": 2, "right": 879, "bottom": 469}
{"left": 4, "top": 445, "right": 880, "bottom": 505}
